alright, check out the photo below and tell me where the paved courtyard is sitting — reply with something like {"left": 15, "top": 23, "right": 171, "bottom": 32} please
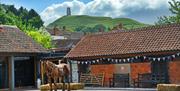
{"left": 3, "top": 87, "right": 156, "bottom": 91}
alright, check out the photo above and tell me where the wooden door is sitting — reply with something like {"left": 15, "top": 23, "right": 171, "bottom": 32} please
{"left": 151, "top": 61, "right": 169, "bottom": 83}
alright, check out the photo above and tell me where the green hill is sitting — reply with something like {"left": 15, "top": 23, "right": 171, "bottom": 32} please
{"left": 47, "top": 15, "right": 148, "bottom": 32}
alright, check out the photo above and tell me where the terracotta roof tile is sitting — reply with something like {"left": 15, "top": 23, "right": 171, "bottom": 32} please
{"left": 0, "top": 25, "right": 48, "bottom": 53}
{"left": 65, "top": 23, "right": 180, "bottom": 59}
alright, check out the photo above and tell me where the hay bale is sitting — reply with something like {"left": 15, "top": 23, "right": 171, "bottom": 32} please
{"left": 157, "top": 84, "right": 180, "bottom": 91}
{"left": 40, "top": 83, "right": 84, "bottom": 91}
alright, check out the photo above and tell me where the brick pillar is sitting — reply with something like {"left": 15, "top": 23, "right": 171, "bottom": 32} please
{"left": 168, "top": 60, "right": 180, "bottom": 84}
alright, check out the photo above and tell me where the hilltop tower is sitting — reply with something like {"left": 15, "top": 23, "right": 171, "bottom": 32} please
{"left": 67, "top": 7, "right": 71, "bottom": 16}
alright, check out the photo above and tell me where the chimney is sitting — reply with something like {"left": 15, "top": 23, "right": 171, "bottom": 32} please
{"left": 98, "top": 27, "right": 104, "bottom": 32}
{"left": 117, "top": 23, "right": 123, "bottom": 30}
{"left": 53, "top": 27, "right": 56, "bottom": 35}
{"left": 53, "top": 26, "right": 59, "bottom": 36}
{"left": 0, "top": 27, "right": 4, "bottom": 32}
{"left": 111, "top": 23, "right": 123, "bottom": 31}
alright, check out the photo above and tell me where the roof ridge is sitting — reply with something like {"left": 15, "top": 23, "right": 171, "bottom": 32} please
{"left": 130, "top": 23, "right": 180, "bottom": 31}
{"left": 0, "top": 25, "right": 17, "bottom": 28}
{"left": 87, "top": 23, "right": 180, "bottom": 37}
{"left": 65, "top": 23, "right": 180, "bottom": 59}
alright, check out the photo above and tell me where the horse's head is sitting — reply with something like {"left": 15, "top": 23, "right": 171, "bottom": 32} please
{"left": 41, "top": 60, "right": 52, "bottom": 73}
{"left": 57, "top": 59, "right": 70, "bottom": 76}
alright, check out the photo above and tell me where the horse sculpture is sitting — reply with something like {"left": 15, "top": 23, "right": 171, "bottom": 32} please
{"left": 42, "top": 60, "right": 70, "bottom": 91}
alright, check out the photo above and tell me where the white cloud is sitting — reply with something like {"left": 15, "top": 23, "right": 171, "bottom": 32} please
{"left": 40, "top": 0, "right": 85, "bottom": 25}
{"left": 41, "top": 0, "right": 172, "bottom": 25}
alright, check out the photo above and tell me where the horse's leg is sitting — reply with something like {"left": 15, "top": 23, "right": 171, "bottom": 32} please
{"left": 67, "top": 75, "right": 71, "bottom": 91}
{"left": 48, "top": 77, "right": 52, "bottom": 91}
{"left": 62, "top": 76, "right": 65, "bottom": 91}
{"left": 53, "top": 77, "right": 58, "bottom": 91}
{"left": 59, "top": 77, "right": 61, "bottom": 83}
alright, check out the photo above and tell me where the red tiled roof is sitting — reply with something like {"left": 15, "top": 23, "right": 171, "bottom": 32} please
{"left": 0, "top": 25, "right": 48, "bottom": 53}
{"left": 52, "top": 39, "right": 80, "bottom": 49}
{"left": 65, "top": 23, "right": 180, "bottom": 59}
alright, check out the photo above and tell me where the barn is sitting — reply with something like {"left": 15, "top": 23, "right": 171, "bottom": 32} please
{"left": 0, "top": 25, "right": 47, "bottom": 90}
{"left": 65, "top": 23, "right": 180, "bottom": 87}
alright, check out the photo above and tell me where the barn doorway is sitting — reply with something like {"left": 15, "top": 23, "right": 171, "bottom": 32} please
{"left": 0, "top": 57, "right": 8, "bottom": 89}
{"left": 15, "top": 57, "right": 35, "bottom": 87}
{"left": 151, "top": 61, "right": 169, "bottom": 83}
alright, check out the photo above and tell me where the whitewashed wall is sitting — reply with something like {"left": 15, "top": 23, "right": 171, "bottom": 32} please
{"left": 71, "top": 61, "right": 79, "bottom": 82}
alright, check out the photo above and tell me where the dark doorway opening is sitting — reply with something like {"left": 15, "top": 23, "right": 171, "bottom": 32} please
{"left": 151, "top": 61, "right": 169, "bottom": 83}
{"left": 15, "top": 57, "right": 35, "bottom": 87}
{"left": 0, "top": 58, "right": 8, "bottom": 89}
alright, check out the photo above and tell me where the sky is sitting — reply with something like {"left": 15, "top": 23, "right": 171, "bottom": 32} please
{"left": 0, "top": 0, "right": 175, "bottom": 25}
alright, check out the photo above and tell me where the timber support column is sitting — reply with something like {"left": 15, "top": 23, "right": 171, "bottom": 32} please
{"left": 41, "top": 61, "right": 44, "bottom": 84}
{"left": 8, "top": 56, "right": 15, "bottom": 91}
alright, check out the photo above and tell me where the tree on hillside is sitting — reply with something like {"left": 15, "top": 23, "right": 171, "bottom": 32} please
{"left": 18, "top": 6, "right": 28, "bottom": 16}
{"left": 93, "top": 24, "right": 106, "bottom": 32}
{"left": 74, "top": 24, "right": 106, "bottom": 33}
{"left": 28, "top": 9, "right": 39, "bottom": 18}
{"left": 28, "top": 9, "right": 44, "bottom": 29}
{"left": 156, "top": 0, "right": 180, "bottom": 24}
{"left": 8, "top": 5, "right": 18, "bottom": 15}
{"left": 75, "top": 26, "right": 86, "bottom": 32}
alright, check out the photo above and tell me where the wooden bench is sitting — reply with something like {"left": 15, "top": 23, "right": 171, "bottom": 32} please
{"left": 133, "top": 73, "right": 152, "bottom": 88}
{"left": 109, "top": 73, "right": 129, "bottom": 87}
{"left": 80, "top": 73, "right": 104, "bottom": 87}
{"left": 151, "top": 73, "right": 167, "bottom": 86}
{"left": 133, "top": 73, "right": 167, "bottom": 88}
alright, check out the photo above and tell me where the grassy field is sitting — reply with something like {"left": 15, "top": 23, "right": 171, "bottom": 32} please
{"left": 47, "top": 15, "right": 148, "bottom": 32}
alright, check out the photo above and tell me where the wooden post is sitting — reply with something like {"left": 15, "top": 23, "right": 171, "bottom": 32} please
{"left": 8, "top": 56, "right": 14, "bottom": 91}
{"left": 41, "top": 61, "right": 44, "bottom": 84}
{"left": 34, "top": 57, "right": 41, "bottom": 88}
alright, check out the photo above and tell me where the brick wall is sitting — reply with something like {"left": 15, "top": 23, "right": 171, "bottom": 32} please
{"left": 90, "top": 60, "right": 180, "bottom": 86}
{"left": 130, "top": 62, "right": 151, "bottom": 80}
{"left": 90, "top": 64, "right": 115, "bottom": 86}
{"left": 168, "top": 59, "right": 180, "bottom": 84}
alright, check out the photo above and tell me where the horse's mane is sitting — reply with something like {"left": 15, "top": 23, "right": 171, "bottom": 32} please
{"left": 47, "top": 61, "right": 56, "bottom": 67}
